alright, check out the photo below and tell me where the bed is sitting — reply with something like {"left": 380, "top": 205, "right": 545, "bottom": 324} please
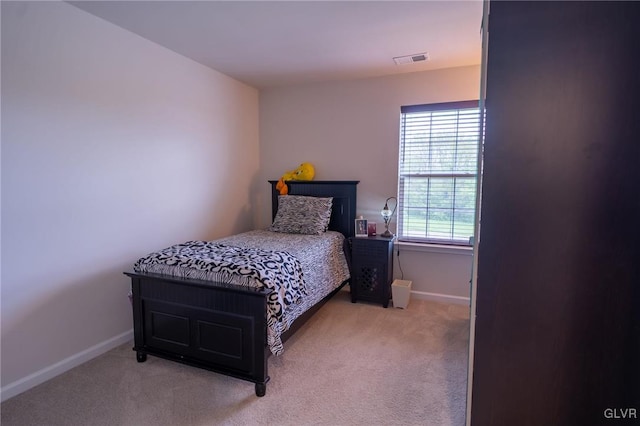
{"left": 124, "top": 180, "right": 358, "bottom": 397}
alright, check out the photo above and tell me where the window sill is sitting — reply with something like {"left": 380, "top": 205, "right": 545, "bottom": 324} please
{"left": 396, "top": 241, "right": 473, "bottom": 256}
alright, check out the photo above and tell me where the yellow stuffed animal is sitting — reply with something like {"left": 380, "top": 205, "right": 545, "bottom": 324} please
{"left": 276, "top": 162, "right": 315, "bottom": 195}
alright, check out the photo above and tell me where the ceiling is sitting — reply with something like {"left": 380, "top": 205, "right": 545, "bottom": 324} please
{"left": 69, "top": 0, "right": 484, "bottom": 89}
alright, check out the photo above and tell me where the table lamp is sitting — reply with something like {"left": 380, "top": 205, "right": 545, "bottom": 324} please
{"left": 380, "top": 197, "right": 397, "bottom": 238}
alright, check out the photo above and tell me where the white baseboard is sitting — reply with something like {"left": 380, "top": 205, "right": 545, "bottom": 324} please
{"left": 1, "top": 330, "right": 133, "bottom": 402}
{"left": 410, "top": 290, "right": 471, "bottom": 306}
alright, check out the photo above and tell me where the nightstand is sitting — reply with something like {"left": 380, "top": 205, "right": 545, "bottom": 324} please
{"left": 349, "top": 235, "right": 394, "bottom": 308}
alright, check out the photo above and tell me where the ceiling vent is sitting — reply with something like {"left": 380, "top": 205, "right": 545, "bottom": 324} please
{"left": 393, "top": 52, "right": 430, "bottom": 65}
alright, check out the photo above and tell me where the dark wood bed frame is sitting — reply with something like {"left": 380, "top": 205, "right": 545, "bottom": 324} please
{"left": 125, "top": 180, "right": 358, "bottom": 397}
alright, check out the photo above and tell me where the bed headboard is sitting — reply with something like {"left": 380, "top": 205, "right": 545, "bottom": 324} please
{"left": 269, "top": 180, "right": 359, "bottom": 238}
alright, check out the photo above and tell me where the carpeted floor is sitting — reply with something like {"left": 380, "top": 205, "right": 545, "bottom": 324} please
{"left": 1, "top": 290, "right": 470, "bottom": 426}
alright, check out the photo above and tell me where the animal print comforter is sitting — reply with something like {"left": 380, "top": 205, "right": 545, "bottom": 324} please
{"left": 133, "top": 230, "right": 350, "bottom": 355}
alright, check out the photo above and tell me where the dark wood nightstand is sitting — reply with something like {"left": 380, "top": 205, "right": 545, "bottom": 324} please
{"left": 349, "top": 235, "right": 394, "bottom": 308}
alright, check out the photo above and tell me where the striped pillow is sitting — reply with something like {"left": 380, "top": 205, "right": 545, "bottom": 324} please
{"left": 269, "top": 195, "right": 333, "bottom": 235}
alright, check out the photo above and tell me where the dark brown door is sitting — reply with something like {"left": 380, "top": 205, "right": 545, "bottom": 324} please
{"left": 471, "top": 1, "right": 640, "bottom": 425}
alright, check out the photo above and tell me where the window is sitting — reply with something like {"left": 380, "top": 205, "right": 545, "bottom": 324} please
{"left": 397, "top": 100, "right": 481, "bottom": 246}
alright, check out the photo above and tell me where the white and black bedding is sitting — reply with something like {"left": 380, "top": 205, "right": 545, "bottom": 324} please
{"left": 127, "top": 180, "right": 359, "bottom": 397}
{"left": 133, "top": 229, "right": 350, "bottom": 355}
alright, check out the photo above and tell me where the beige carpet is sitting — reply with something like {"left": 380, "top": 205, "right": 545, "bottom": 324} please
{"left": 1, "top": 290, "right": 470, "bottom": 426}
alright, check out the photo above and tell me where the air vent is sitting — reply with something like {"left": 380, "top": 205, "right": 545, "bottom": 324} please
{"left": 393, "top": 52, "right": 430, "bottom": 65}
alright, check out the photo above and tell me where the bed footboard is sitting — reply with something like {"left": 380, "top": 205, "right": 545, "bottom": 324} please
{"left": 125, "top": 271, "right": 271, "bottom": 397}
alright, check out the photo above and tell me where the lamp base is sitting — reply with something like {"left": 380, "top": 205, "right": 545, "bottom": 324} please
{"left": 380, "top": 230, "right": 394, "bottom": 238}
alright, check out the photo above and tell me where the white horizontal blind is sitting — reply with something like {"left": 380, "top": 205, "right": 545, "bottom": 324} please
{"left": 398, "top": 101, "right": 481, "bottom": 245}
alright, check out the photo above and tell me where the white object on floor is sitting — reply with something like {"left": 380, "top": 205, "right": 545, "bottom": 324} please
{"left": 392, "top": 279, "right": 412, "bottom": 309}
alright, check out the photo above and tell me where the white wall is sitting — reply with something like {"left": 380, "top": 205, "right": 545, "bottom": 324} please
{"left": 1, "top": 1, "right": 259, "bottom": 399}
{"left": 258, "top": 66, "right": 480, "bottom": 303}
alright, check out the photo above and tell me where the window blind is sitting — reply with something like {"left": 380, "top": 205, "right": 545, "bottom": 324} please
{"left": 397, "top": 100, "right": 481, "bottom": 245}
